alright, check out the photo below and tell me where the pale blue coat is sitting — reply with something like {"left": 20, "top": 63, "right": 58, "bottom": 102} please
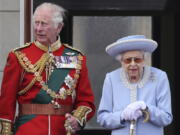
{"left": 97, "top": 66, "right": 173, "bottom": 135}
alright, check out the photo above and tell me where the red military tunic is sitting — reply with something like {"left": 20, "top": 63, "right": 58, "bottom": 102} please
{"left": 0, "top": 39, "right": 95, "bottom": 135}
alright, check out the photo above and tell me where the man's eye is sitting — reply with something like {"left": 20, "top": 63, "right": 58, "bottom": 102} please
{"left": 42, "top": 22, "right": 48, "bottom": 26}
{"left": 35, "top": 21, "right": 39, "bottom": 25}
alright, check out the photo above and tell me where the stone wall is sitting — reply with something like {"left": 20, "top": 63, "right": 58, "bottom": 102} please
{"left": 0, "top": 0, "right": 20, "bottom": 86}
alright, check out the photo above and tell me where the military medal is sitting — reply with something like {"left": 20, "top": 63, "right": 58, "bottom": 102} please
{"left": 55, "top": 56, "right": 80, "bottom": 69}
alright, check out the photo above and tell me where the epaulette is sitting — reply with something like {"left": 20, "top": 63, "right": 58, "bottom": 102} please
{"left": 63, "top": 44, "right": 84, "bottom": 55}
{"left": 13, "top": 42, "right": 32, "bottom": 52}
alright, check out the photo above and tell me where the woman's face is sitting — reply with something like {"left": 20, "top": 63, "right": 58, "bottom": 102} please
{"left": 120, "top": 50, "right": 145, "bottom": 83}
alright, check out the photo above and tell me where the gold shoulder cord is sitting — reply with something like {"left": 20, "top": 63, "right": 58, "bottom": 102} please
{"left": 14, "top": 51, "right": 51, "bottom": 95}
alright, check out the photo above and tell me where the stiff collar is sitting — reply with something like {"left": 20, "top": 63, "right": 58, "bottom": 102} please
{"left": 120, "top": 66, "right": 155, "bottom": 90}
{"left": 34, "top": 37, "right": 61, "bottom": 52}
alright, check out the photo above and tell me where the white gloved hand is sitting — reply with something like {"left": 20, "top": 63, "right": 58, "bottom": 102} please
{"left": 121, "top": 101, "right": 146, "bottom": 121}
{"left": 121, "top": 107, "right": 140, "bottom": 121}
{"left": 127, "top": 101, "right": 146, "bottom": 110}
{"left": 132, "top": 109, "right": 143, "bottom": 120}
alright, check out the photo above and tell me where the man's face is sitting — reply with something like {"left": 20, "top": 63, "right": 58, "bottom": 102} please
{"left": 33, "top": 8, "right": 62, "bottom": 45}
{"left": 120, "top": 50, "right": 145, "bottom": 82}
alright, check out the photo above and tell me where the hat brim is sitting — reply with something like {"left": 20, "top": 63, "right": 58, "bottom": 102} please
{"left": 106, "top": 39, "right": 158, "bottom": 57}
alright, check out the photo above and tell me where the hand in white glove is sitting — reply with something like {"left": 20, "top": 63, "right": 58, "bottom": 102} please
{"left": 131, "top": 109, "right": 143, "bottom": 120}
{"left": 121, "top": 108, "right": 142, "bottom": 121}
{"left": 121, "top": 101, "right": 146, "bottom": 121}
{"left": 127, "top": 101, "right": 146, "bottom": 110}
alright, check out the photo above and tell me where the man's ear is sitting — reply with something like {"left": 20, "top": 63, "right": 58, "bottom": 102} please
{"left": 57, "top": 23, "right": 64, "bottom": 35}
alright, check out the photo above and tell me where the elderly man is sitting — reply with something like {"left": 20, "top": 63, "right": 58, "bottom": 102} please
{"left": 0, "top": 2, "right": 95, "bottom": 135}
{"left": 97, "top": 35, "right": 172, "bottom": 135}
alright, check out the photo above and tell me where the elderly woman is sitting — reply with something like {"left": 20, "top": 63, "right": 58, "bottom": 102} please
{"left": 97, "top": 35, "right": 173, "bottom": 135}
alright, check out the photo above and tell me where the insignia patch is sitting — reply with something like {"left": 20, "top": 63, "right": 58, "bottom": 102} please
{"left": 65, "top": 52, "right": 75, "bottom": 55}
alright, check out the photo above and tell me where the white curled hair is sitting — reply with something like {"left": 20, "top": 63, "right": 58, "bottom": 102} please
{"left": 33, "top": 2, "right": 66, "bottom": 28}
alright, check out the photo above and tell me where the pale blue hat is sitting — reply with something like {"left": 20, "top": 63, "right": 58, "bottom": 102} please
{"left": 106, "top": 35, "right": 158, "bottom": 57}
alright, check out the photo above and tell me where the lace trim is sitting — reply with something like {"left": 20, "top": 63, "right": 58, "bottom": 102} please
{"left": 120, "top": 66, "right": 154, "bottom": 90}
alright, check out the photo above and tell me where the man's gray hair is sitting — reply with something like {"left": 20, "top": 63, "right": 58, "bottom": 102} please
{"left": 33, "top": 2, "right": 66, "bottom": 28}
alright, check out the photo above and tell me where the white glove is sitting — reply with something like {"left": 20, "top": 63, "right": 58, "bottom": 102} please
{"left": 121, "top": 101, "right": 146, "bottom": 121}
{"left": 126, "top": 101, "right": 146, "bottom": 110}
{"left": 132, "top": 109, "right": 143, "bottom": 120}
{"left": 121, "top": 108, "right": 142, "bottom": 121}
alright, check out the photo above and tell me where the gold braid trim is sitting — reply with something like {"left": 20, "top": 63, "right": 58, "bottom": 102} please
{"left": 63, "top": 44, "right": 84, "bottom": 55}
{"left": 14, "top": 51, "right": 50, "bottom": 73}
{"left": 72, "top": 106, "right": 92, "bottom": 127}
{"left": 14, "top": 51, "right": 51, "bottom": 95}
{"left": 0, "top": 120, "right": 12, "bottom": 135}
{"left": 18, "top": 77, "right": 37, "bottom": 95}
{"left": 13, "top": 42, "right": 31, "bottom": 51}
{"left": 41, "top": 85, "right": 73, "bottom": 99}
{"left": 35, "top": 39, "right": 61, "bottom": 52}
